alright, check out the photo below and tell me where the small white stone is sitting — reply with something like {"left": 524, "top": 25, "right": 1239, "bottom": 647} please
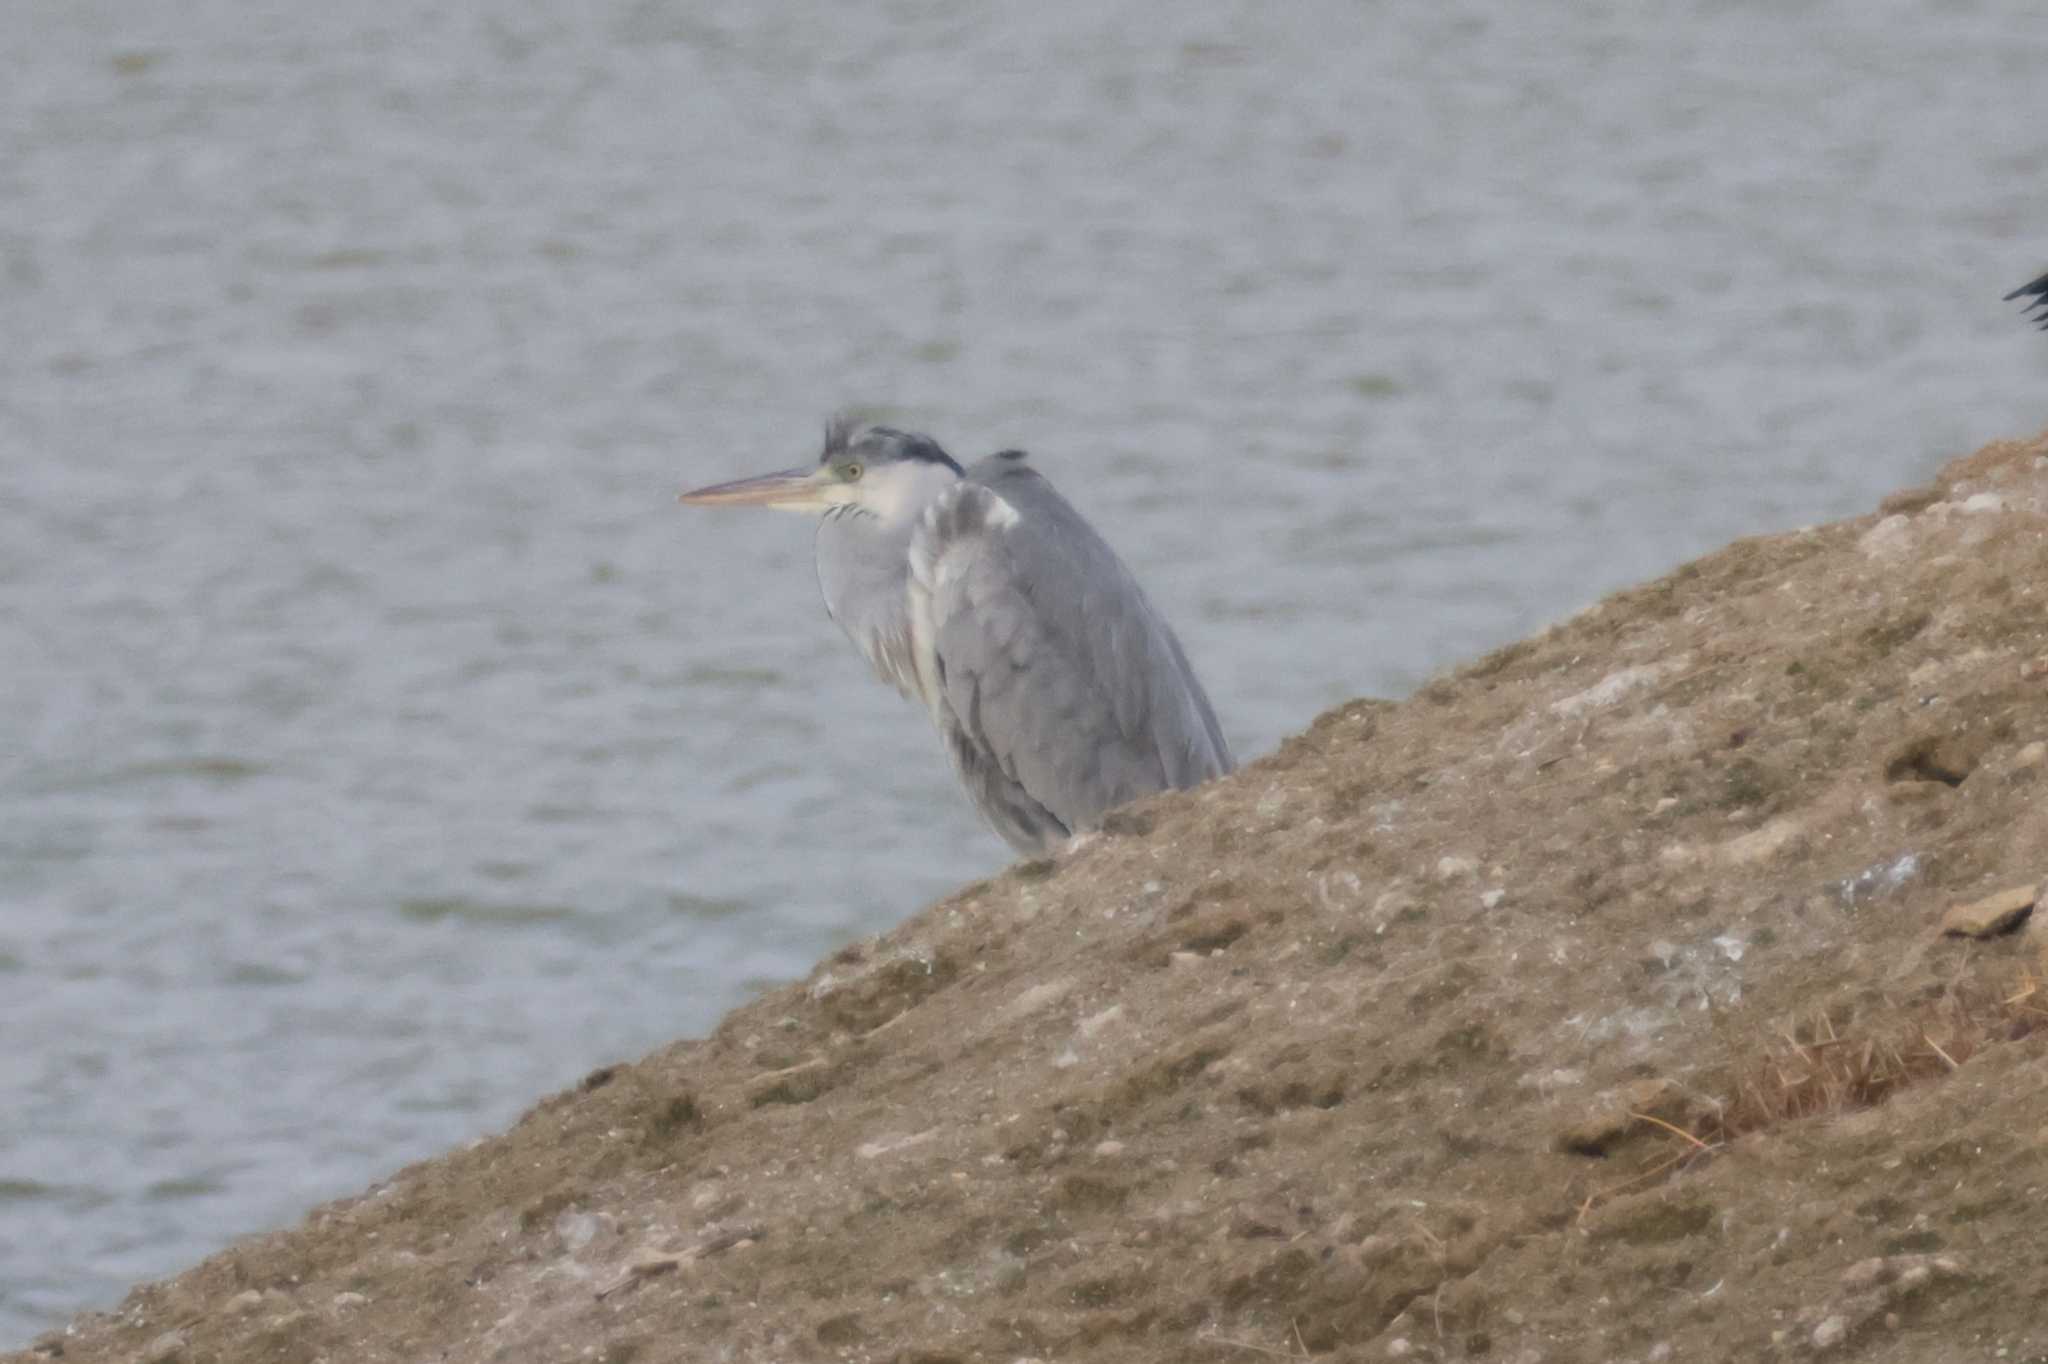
{"left": 142, "top": 1331, "right": 187, "bottom": 1364}
{"left": 1078, "top": 1004, "right": 1123, "bottom": 1036}
{"left": 1387, "top": 1339, "right": 1413, "bottom": 1358}
{"left": 333, "top": 1291, "right": 367, "bottom": 1309}
{"left": 1959, "top": 492, "right": 2005, "bottom": 514}
{"left": 1093, "top": 1140, "right": 1125, "bottom": 1157}
{"left": 1436, "top": 855, "right": 1478, "bottom": 880}
{"left": 1858, "top": 514, "right": 1914, "bottom": 559}
{"left": 1718, "top": 816, "right": 1803, "bottom": 865}
{"left": 555, "top": 1210, "right": 600, "bottom": 1250}
{"left": 1550, "top": 659, "right": 1684, "bottom": 717}
{"left": 1480, "top": 889, "right": 1506, "bottom": 910}
{"left": 1812, "top": 1314, "right": 1848, "bottom": 1349}
{"left": 1002, "top": 980, "right": 1075, "bottom": 1022}
{"left": 856, "top": 1129, "right": 937, "bottom": 1160}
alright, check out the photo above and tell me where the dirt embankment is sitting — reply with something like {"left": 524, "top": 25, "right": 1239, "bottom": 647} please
{"left": 18, "top": 433, "right": 2048, "bottom": 1364}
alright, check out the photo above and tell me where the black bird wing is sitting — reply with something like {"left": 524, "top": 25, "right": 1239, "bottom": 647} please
{"left": 2005, "top": 271, "right": 2048, "bottom": 330}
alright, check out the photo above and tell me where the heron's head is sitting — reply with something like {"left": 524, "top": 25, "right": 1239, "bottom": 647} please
{"left": 678, "top": 417, "right": 964, "bottom": 525}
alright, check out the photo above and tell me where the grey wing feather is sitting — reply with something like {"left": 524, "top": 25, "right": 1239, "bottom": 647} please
{"left": 907, "top": 455, "right": 1233, "bottom": 853}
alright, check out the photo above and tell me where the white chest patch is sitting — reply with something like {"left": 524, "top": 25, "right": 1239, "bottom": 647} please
{"left": 982, "top": 492, "right": 1021, "bottom": 530}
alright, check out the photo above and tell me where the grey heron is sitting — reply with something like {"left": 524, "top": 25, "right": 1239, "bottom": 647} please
{"left": 2007, "top": 272, "right": 2048, "bottom": 330}
{"left": 678, "top": 418, "right": 1234, "bottom": 854}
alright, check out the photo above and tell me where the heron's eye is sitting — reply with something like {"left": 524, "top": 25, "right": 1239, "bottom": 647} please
{"left": 842, "top": 462, "right": 863, "bottom": 481}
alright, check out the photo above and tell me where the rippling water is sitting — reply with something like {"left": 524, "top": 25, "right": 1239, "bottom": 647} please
{"left": 4, "top": 0, "right": 2045, "bottom": 1339}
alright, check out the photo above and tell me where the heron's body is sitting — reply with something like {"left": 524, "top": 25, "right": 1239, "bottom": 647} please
{"left": 681, "top": 420, "right": 1233, "bottom": 854}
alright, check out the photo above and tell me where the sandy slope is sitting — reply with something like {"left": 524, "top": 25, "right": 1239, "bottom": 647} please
{"left": 18, "top": 432, "right": 2048, "bottom": 1364}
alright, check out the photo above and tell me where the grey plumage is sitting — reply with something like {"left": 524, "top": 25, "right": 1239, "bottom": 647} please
{"left": 680, "top": 421, "right": 1234, "bottom": 855}
{"left": 906, "top": 453, "right": 1231, "bottom": 850}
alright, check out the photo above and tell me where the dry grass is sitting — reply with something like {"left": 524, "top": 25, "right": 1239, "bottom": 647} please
{"left": 1709, "top": 967, "right": 2045, "bottom": 1140}
{"left": 1579, "top": 964, "right": 2047, "bottom": 1220}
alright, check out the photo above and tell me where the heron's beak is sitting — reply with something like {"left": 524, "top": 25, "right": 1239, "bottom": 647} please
{"left": 677, "top": 465, "right": 829, "bottom": 511}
